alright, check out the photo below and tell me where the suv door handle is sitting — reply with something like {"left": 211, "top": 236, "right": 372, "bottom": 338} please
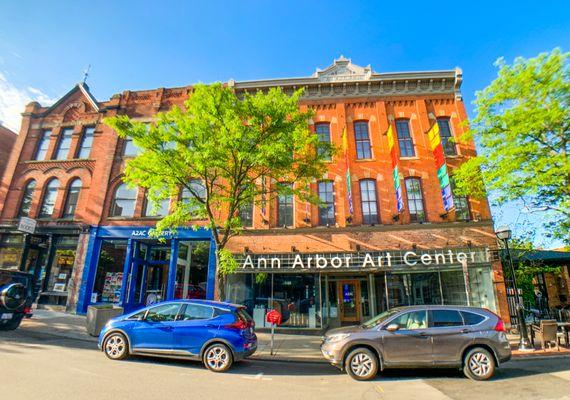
{"left": 461, "top": 329, "right": 470, "bottom": 334}
{"left": 417, "top": 332, "right": 430, "bottom": 338}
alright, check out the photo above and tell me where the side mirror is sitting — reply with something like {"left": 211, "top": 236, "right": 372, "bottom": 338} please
{"left": 385, "top": 323, "right": 399, "bottom": 332}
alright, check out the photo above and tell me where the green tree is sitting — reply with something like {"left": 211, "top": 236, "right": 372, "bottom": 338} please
{"left": 105, "top": 84, "right": 330, "bottom": 299}
{"left": 453, "top": 49, "right": 570, "bottom": 243}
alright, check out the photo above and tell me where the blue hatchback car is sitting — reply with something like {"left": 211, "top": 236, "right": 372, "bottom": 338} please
{"left": 98, "top": 300, "right": 257, "bottom": 372}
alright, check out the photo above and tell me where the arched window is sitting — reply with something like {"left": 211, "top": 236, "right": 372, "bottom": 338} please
{"left": 18, "top": 180, "right": 36, "bottom": 217}
{"left": 63, "top": 179, "right": 82, "bottom": 218}
{"left": 39, "top": 179, "right": 60, "bottom": 218}
{"left": 110, "top": 183, "right": 137, "bottom": 217}
{"left": 142, "top": 192, "right": 169, "bottom": 217}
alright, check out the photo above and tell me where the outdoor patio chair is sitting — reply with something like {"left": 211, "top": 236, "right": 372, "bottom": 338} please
{"left": 531, "top": 319, "right": 561, "bottom": 351}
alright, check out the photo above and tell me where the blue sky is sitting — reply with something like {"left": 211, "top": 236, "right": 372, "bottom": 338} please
{"left": 0, "top": 0, "right": 568, "bottom": 247}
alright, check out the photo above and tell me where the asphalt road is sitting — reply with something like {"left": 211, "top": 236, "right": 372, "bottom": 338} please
{"left": 1, "top": 328, "right": 570, "bottom": 400}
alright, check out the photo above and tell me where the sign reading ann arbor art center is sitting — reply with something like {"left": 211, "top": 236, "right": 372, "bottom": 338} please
{"left": 234, "top": 248, "right": 492, "bottom": 273}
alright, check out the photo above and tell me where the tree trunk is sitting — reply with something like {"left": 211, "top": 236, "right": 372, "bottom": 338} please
{"left": 214, "top": 252, "right": 227, "bottom": 301}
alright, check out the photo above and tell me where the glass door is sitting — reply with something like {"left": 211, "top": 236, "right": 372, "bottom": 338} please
{"left": 338, "top": 280, "right": 361, "bottom": 323}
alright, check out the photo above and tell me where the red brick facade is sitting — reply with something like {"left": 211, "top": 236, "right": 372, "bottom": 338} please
{"left": 0, "top": 124, "right": 17, "bottom": 182}
{"left": 0, "top": 58, "right": 510, "bottom": 322}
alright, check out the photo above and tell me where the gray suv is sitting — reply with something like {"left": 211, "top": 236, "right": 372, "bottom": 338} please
{"left": 321, "top": 305, "right": 511, "bottom": 381}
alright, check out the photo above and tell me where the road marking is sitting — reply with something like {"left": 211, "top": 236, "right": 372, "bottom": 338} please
{"left": 242, "top": 372, "right": 273, "bottom": 381}
{"left": 375, "top": 385, "right": 384, "bottom": 393}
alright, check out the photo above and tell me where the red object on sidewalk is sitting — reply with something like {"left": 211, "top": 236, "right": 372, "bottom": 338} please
{"left": 266, "top": 309, "right": 282, "bottom": 325}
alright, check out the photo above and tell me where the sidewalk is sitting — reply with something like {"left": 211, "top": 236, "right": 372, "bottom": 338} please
{"left": 18, "top": 310, "right": 570, "bottom": 363}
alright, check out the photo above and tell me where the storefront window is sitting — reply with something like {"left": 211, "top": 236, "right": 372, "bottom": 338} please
{"left": 46, "top": 249, "right": 76, "bottom": 293}
{"left": 227, "top": 273, "right": 322, "bottom": 329}
{"left": 92, "top": 240, "right": 127, "bottom": 303}
{"left": 440, "top": 270, "right": 468, "bottom": 306}
{"left": 174, "top": 241, "right": 209, "bottom": 299}
{"left": 469, "top": 267, "right": 496, "bottom": 310}
{"left": 0, "top": 247, "right": 23, "bottom": 270}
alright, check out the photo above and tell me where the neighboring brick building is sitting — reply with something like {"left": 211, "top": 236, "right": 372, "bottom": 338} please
{"left": 0, "top": 57, "right": 509, "bottom": 328}
{"left": 0, "top": 124, "right": 17, "bottom": 181}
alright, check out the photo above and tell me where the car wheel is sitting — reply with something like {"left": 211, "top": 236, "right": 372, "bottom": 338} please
{"left": 203, "top": 343, "right": 233, "bottom": 373}
{"left": 345, "top": 348, "right": 379, "bottom": 381}
{"left": 104, "top": 332, "right": 129, "bottom": 360}
{"left": 0, "top": 316, "right": 22, "bottom": 331}
{"left": 463, "top": 348, "right": 495, "bottom": 381}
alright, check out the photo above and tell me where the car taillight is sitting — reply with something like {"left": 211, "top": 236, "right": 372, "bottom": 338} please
{"left": 23, "top": 307, "right": 32, "bottom": 314}
{"left": 494, "top": 318, "right": 506, "bottom": 332}
{"left": 225, "top": 320, "right": 249, "bottom": 330}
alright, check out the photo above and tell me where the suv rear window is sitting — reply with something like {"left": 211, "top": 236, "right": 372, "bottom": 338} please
{"left": 461, "top": 311, "right": 485, "bottom": 325}
{"left": 430, "top": 310, "right": 464, "bottom": 327}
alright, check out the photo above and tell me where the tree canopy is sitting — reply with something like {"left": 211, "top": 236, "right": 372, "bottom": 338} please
{"left": 105, "top": 83, "right": 330, "bottom": 298}
{"left": 453, "top": 49, "right": 569, "bottom": 244}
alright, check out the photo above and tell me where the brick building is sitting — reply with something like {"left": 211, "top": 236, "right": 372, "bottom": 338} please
{"left": 0, "top": 57, "right": 509, "bottom": 329}
{"left": 0, "top": 124, "right": 17, "bottom": 181}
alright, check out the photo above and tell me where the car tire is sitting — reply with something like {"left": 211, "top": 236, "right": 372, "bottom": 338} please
{"left": 345, "top": 348, "right": 379, "bottom": 381}
{"left": 463, "top": 347, "right": 495, "bottom": 381}
{"left": 103, "top": 332, "right": 129, "bottom": 360}
{"left": 203, "top": 343, "right": 233, "bottom": 373}
{"left": 0, "top": 315, "right": 22, "bottom": 331}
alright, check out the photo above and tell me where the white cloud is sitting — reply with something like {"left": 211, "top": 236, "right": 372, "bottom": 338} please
{"left": 0, "top": 72, "right": 55, "bottom": 132}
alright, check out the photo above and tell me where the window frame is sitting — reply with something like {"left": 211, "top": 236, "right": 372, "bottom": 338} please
{"left": 358, "top": 179, "right": 379, "bottom": 225}
{"left": 177, "top": 303, "right": 215, "bottom": 321}
{"left": 62, "top": 178, "right": 82, "bottom": 219}
{"left": 109, "top": 183, "right": 138, "bottom": 218}
{"left": 142, "top": 191, "right": 170, "bottom": 218}
{"left": 428, "top": 309, "right": 465, "bottom": 328}
{"left": 76, "top": 126, "right": 95, "bottom": 159}
{"left": 277, "top": 183, "right": 294, "bottom": 227}
{"left": 145, "top": 303, "right": 183, "bottom": 323}
{"left": 437, "top": 117, "right": 457, "bottom": 156}
{"left": 34, "top": 130, "right": 52, "bottom": 161}
{"left": 317, "top": 180, "right": 335, "bottom": 226}
{"left": 39, "top": 178, "right": 60, "bottom": 219}
{"left": 54, "top": 127, "right": 74, "bottom": 160}
{"left": 18, "top": 180, "right": 37, "bottom": 217}
{"left": 404, "top": 177, "right": 426, "bottom": 223}
{"left": 386, "top": 310, "right": 428, "bottom": 331}
{"left": 315, "top": 122, "right": 332, "bottom": 161}
{"left": 395, "top": 119, "right": 415, "bottom": 158}
{"left": 353, "top": 121, "right": 372, "bottom": 160}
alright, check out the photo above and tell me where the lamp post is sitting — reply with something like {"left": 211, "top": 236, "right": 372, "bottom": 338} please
{"left": 495, "top": 226, "right": 532, "bottom": 351}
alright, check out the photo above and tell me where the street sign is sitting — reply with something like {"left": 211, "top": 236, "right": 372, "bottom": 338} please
{"left": 266, "top": 309, "right": 282, "bottom": 356}
{"left": 18, "top": 217, "right": 37, "bottom": 234}
{"left": 266, "top": 309, "right": 282, "bottom": 325}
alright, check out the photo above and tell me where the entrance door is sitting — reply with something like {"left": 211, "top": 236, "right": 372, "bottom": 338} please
{"left": 338, "top": 280, "right": 361, "bottom": 323}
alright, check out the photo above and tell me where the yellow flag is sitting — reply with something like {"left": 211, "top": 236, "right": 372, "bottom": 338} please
{"left": 387, "top": 125, "right": 394, "bottom": 149}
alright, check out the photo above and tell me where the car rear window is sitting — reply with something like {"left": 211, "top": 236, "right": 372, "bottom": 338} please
{"left": 461, "top": 311, "right": 485, "bottom": 325}
{"left": 430, "top": 310, "right": 464, "bottom": 327}
{"left": 236, "top": 308, "right": 253, "bottom": 322}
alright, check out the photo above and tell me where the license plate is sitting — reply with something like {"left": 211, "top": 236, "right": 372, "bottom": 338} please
{"left": 1, "top": 313, "right": 13, "bottom": 320}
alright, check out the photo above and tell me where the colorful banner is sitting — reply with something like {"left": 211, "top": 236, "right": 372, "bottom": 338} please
{"left": 386, "top": 125, "right": 405, "bottom": 213}
{"left": 427, "top": 122, "right": 454, "bottom": 211}
{"left": 342, "top": 127, "right": 354, "bottom": 214}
